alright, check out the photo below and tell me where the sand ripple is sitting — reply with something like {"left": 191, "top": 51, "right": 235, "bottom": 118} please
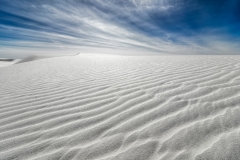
{"left": 1, "top": 55, "right": 240, "bottom": 160}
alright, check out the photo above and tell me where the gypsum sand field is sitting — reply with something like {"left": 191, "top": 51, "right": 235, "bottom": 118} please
{"left": 1, "top": 55, "right": 240, "bottom": 160}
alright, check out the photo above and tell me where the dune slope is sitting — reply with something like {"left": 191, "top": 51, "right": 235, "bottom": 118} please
{"left": 1, "top": 55, "right": 240, "bottom": 160}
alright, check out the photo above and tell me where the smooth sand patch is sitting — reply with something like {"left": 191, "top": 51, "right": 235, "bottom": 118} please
{"left": 0, "top": 58, "right": 20, "bottom": 68}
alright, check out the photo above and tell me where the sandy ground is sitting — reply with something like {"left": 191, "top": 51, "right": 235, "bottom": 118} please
{"left": 0, "top": 59, "right": 20, "bottom": 68}
{"left": 1, "top": 55, "right": 240, "bottom": 160}
{"left": 0, "top": 54, "right": 72, "bottom": 68}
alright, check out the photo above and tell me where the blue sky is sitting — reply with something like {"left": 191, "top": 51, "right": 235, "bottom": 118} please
{"left": 0, "top": 0, "right": 240, "bottom": 58}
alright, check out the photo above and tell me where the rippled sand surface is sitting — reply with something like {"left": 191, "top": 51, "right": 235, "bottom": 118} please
{"left": 1, "top": 55, "right": 240, "bottom": 160}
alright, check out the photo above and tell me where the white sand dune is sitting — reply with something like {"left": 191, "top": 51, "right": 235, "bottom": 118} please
{"left": 0, "top": 54, "right": 75, "bottom": 68}
{"left": 1, "top": 55, "right": 240, "bottom": 160}
{"left": 0, "top": 59, "right": 20, "bottom": 68}
{"left": 16, "top": 54, "right": 73, "bottom": 64}
{"left": 15, "top": 55, "right": 50, "bottom": 64}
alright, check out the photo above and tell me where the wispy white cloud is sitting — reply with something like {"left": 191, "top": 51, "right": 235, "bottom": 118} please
{"left": 0, "top": 0, "right": 240, "bottom": 57}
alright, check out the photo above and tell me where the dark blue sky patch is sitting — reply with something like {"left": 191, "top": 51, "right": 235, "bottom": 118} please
{"left": 0, "top": 11, "right": 51, "bottom": 30}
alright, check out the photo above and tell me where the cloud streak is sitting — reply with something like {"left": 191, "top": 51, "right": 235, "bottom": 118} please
{"left": 0, "top": 0, "right": 240, "bottom": 57}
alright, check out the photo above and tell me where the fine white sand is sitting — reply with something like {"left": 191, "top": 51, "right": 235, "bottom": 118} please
{"left": 0, "top": 59, "right": 20, "bottom": 68}
{"left": 16, "top": 55, "right": 62, "bottom": 64}
{"left": 1, "top": 55, "right": 240, "bottom": 160}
